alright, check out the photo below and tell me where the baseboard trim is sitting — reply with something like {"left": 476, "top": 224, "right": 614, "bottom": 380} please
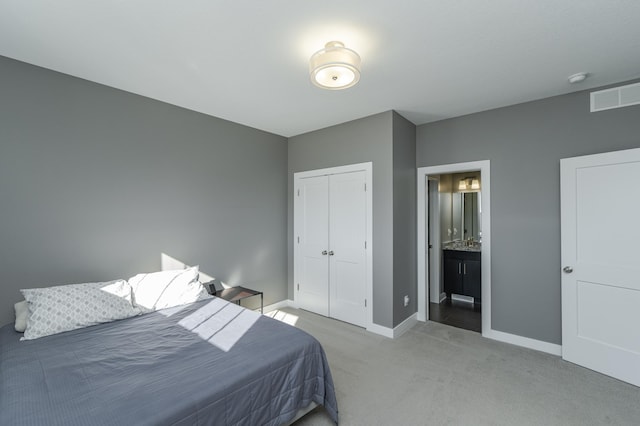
{"left": 392, "top": 313, "right": 418, "bottom": 338}
{"left": 262, "top": 299, "right": 295, "bottom": 313}
{"left": 366, "top": 323, "right": 394, "bottom": 338}
{"left": 439, "top": 292, "right": 447, "bottom": 303}
{"left": 264, "top": 300, "right": 418, "bottom": 340}
{"left": 484, "top": 329, "right": 562, "bottom": 356}
{"left": 263, "top": 300, "right": 561, "bottom": 354}
{"left": 367, "top": 313, "right": 418, "bottom": 339}
{"left": 451, "top": 294, "right": 474, "bottom": 303}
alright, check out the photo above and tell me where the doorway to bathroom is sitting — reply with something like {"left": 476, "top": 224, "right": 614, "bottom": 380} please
{"left": 417, "top": 161, "right": 492, "bottom": 336}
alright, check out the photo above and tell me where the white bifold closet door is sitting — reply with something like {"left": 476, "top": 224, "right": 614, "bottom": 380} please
{"left": 297, "top": 175, "right": 330, "bottom": 316}
{"left": 296, "top": 170, "right": 367, "bottom": 328}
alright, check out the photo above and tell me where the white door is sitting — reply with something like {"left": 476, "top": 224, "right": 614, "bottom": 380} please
{"left": 296, "top": 175, "right": 329, "bottom": 316}
{"left": 329, "top": 171, "right": 367, "bottom": 327}
{"left": 561, "top": 147, "right": 640, "bottom": 387}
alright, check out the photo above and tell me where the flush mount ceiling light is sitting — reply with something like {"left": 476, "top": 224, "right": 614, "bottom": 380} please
{"left": 309, "top": 41, "right": 361, "bottom": 90}
{"left": 568, "top": 72, "right": 588, "bottom": 84}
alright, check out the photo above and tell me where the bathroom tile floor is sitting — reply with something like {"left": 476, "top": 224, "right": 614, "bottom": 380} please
{"left": 429, "top": 298, "right": 481, "bottom": 333}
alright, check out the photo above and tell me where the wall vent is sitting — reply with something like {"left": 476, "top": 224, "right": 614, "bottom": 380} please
{"left": 591, "top": 82, "right": 640, "bottom": 112}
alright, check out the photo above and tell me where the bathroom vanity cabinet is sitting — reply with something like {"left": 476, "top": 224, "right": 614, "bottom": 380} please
{"left": 443, "top": 249, "right": 481, "bottom": 302}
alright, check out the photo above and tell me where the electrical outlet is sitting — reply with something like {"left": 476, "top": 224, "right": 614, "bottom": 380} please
{"left": 404, "top": 295, "right": 410, "bottom": 307}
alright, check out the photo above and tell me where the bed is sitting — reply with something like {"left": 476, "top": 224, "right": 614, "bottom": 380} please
{"left": 0, "top": 296, "right": 338, "bottom": 425}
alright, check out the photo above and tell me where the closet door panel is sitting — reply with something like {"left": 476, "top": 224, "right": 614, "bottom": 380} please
{"left": 329, "top": 171, "right": 367, "bottom": 327}
{"left": 297, "top": 175, "right": 329, "bottom": 316}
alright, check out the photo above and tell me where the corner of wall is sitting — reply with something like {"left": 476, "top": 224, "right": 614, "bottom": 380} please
{"left": 391, "top": 111, "right": 418, "bottom": 327}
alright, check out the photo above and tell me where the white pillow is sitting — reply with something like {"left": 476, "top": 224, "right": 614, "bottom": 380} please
{"left": 128, "top": 266, "right": 210, "bottom": 313}
{"left": 21, "top": 280, "right": 141, "bottom": 340}
{"left": 14, "top": 300, "right": 28, "bottom": 332}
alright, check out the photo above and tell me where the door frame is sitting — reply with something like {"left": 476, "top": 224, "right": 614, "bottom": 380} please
{"left": 427, "top": 177, "right": 442, "bottom": 304}
{"left": 417, "top": 160, "right": 492, "bottom": 336}
{"left": 293, "top": 162, "right": 373, "bottom": 330}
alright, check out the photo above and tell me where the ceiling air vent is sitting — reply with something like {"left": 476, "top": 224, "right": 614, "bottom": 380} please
{"left": 590, "top": 82, "right": 640, "bottom": 112}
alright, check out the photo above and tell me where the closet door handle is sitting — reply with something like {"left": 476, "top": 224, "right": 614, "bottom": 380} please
{"left": 458, "top": 263, "right": 461, "bottom": 274}
{"left": 321, "top": 250, "right": 328, "bottom": 255}
{"left": 463, "top": 263, "right": 467, "bottom": 275}
{"left": 328, "top": 250, "right": 335, "bottom": 256}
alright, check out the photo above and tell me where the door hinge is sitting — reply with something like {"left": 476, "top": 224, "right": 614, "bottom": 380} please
{"left": 364, "top": 299, "right": 367, "bottom": 307}
{"left": 364, "top": 241, "right": 367, "bottom": 249}
{"left": 297, "top": 236, "right": 300, "bottom": 243}
{"left": 364, "top": 183, "right": 367, "bottom": 192}
{"left": 297, "top": 283, "right": 299, "bottom": 291}
{"left": 297, "top": 189, "right": 300, "bottom": 196}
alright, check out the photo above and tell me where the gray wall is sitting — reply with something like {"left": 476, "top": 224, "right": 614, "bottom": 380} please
{"left": 417, "top": 82, "right": 640, "bottom": 344}
{"left": 0, "top": 56, "right": 288, "bottom": 325}
{"left": 392, "top": 112, "right": 417, "bottom": 326}
{"left": 288, "top": 112, "right": 394, "bottom": 328}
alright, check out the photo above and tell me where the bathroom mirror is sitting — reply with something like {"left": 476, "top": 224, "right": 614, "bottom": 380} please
{"left": 439, "top": 172, "right": 482, "bottom": 243}
{"left": 462, "top": 192, "right": 481, "bottom": 241}
{"left": 451, "top": 191, "right": 481, "bottom": 241}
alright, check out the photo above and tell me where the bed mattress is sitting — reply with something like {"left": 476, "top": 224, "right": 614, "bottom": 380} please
{"left": 0, "top": 298, "right": 338, "bottom": 425}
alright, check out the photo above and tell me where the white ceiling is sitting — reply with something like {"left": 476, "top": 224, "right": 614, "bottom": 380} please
{"left": 1, "top": 1, "right": 639, "bottom": 137}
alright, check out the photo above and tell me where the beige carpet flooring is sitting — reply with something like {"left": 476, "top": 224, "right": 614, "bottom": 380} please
{"left": 268, "top": 307, "right": 640, "bottom": 426}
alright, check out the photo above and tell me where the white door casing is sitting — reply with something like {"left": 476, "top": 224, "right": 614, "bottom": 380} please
{"left": 428, "top": 177, "right": 441, "bottom": 304}
{"left": 296, "top": 175, "right": 329, "bottom": 316}
{"left": 329, "top": 171, "right": 367, "bottom": 327}
{"left": 417, "top": 160, "right": 491, "bottom": 336}
{"left": 561, "top": 147, "right": 640, "bottom": 387}
{"left": 294, "top": 162, "right": 373, "bottom": 330}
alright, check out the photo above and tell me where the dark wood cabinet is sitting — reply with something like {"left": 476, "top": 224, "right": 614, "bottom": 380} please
{"left": 443, "top": 250, "right": 481, "bottom": 302}
{"left": 444, "top": 257, "right": 464, "bottom": 295}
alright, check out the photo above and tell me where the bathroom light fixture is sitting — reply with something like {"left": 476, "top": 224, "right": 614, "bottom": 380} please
{"left": 459, "top": 177, "right": 481, "bottom": 191}
{"left": 309, "top": 41, "right": 361, "bottom": 90}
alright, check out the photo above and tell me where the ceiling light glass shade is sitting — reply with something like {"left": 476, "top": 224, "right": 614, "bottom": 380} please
{"left": 458, "top": 180, "right": 467, "bottom": 191}
{"left": 310, "top": 41, "right": 361, "bottom": 90}
{"left": 471, "top": 179, "right": 480, "bottom": 190}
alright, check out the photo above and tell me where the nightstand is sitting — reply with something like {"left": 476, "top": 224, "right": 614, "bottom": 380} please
{"left": 211, "top": 285, "right": 263, "bottom": 314}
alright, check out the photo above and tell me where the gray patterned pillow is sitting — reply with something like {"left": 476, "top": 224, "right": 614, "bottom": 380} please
{"left": 21, "top": 280, "right": 141, "bottom": 340}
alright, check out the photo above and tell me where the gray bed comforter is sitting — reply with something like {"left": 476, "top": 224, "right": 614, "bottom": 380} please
{"left": 0, "top": 298, "right": 338, "bottom": 425}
